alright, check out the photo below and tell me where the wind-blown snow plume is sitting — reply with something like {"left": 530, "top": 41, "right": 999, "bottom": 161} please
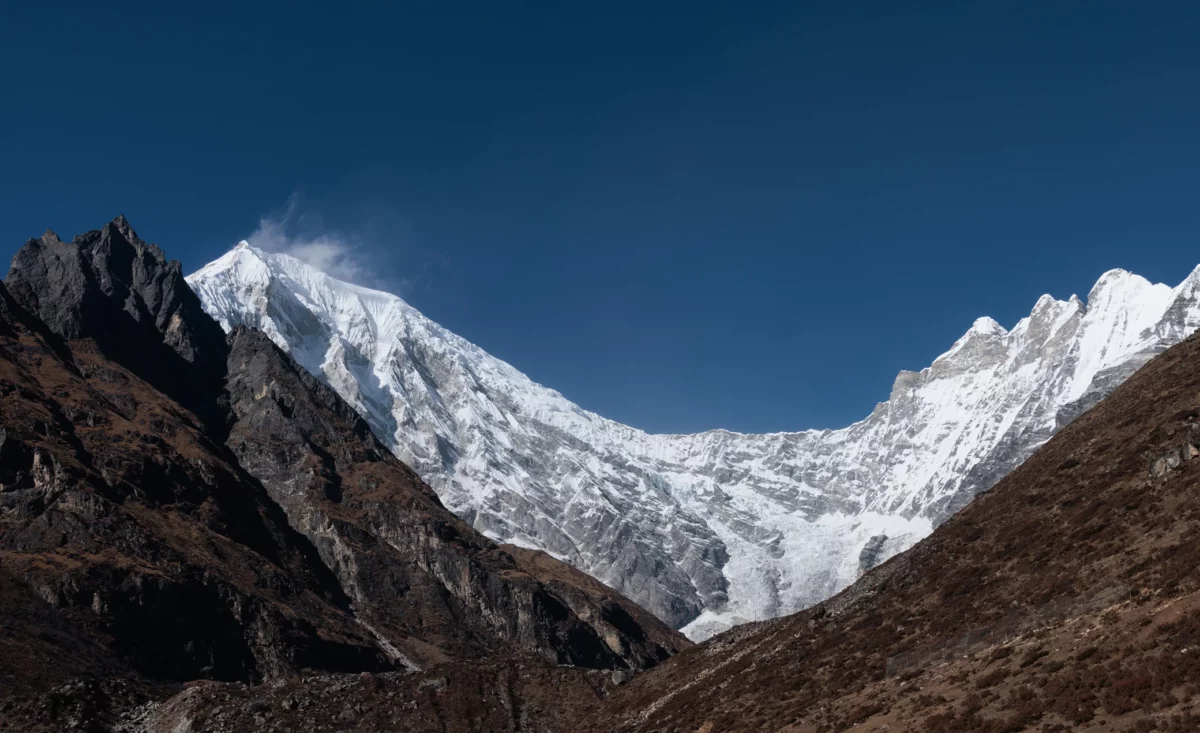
{"left": 246, "top": 199, "right": 370, "bottom": 284}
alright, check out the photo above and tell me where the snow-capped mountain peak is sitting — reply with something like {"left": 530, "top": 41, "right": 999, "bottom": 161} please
{"left": 187, "top": 249, "right": 1200, "bottom": 639}
{"left": 969, "top": 315, "right": 1007, "bottom": 336}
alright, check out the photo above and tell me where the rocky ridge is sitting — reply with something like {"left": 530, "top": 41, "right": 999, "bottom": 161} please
{"left": 9, "top": 217, "right": 231, "bottom": 433}
{"left": 0, "top": 218, "right": 685, "bottom": 732}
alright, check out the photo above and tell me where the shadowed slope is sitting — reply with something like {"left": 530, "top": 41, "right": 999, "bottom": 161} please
{"left": 0, "top": 277, "right": 389, "bottom": 704}
{"left": 6, "top": 217, "right": 231, "bottom": 435}
{"left": 0, "top": 217, "right": 688, "bottom": 732}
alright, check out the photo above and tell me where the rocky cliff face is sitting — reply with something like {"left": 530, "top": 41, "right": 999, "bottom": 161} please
{"left": 0, "top": 277, "right": 388, "bottom": 696}
{"left": 223, "top": 325, "right": 680, "bottom": 670}
{"left": 8, "top": 217, "right": 231, "bottom": 434}
{"left": 0, "top": 218, "right": 685, "bottom": 732}
{"left": 189, "top": 243, "right": 1200, "bottom": 637}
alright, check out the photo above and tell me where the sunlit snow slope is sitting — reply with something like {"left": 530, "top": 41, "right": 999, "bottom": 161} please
{"left": 189, "top": 244, "right": 1200, "bottom": 639}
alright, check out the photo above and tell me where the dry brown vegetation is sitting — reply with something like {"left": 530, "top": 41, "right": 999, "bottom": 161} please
{"left": 598, "top": 331, "right": 1200, "bottom": 732}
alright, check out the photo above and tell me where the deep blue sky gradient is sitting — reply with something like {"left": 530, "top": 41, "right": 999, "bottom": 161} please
{"left": 4, "top": 1, "right": 1200, "bottom": 433}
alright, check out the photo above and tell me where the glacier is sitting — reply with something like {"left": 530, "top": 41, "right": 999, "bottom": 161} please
{"left": 188, "top": 243, "right": 1200, "bottom": 639}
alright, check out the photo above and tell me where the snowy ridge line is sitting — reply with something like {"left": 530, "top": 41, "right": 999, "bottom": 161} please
{"left": 188, "top": 244, "right": 1200, "bottom": 639}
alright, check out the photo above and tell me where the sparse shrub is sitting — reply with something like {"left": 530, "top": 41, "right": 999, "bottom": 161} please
{"left": 976, "top": 667, "right": 1010, "bottom": 689}
{"left": 989, "top": 646, "right": 1013, "bottom": 662}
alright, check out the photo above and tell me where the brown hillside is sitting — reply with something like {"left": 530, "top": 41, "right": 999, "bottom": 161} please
{"left": 600, "top": 329, "right": 1200, "bottom": 732}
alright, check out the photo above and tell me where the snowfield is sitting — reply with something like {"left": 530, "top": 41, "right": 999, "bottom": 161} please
{"left": 190, "top": 244, "right": 1200, "bottom": 638}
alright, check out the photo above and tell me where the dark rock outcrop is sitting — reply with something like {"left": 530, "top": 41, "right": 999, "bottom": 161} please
{"left": 0, "top": 276, "right": 390, "bottom": 701}
{"left": 857, "top": 533, "right": 889, "bottom": 573}
{"left": 6, "top": 216, "right": 231, "bottom": 434}
{"left": 0, "top": 218, "right": 687, "bottom": 732}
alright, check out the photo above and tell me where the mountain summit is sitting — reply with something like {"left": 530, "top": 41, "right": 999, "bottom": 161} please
{"left": 189, "top": 244, "right": 1200, "bottom": 637}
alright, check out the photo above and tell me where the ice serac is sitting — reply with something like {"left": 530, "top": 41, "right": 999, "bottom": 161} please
{"left": 188, "top": 245, "right": 1200, "bottom": 638}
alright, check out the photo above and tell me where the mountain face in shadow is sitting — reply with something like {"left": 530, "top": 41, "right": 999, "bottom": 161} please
{"left": 0, "top": 218, "right": 687, "bottom": 733}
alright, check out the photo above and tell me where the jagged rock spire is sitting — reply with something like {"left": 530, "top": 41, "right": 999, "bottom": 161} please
{"left": 6, "top": 217, "right": 232, "bottom": 434}
{"left": 111, "top": 213, "right": 136, "bottom": 241}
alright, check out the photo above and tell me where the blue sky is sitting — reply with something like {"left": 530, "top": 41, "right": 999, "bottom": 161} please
{"left": 4, "top": 2, "right": 1200, "bottom": 433}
